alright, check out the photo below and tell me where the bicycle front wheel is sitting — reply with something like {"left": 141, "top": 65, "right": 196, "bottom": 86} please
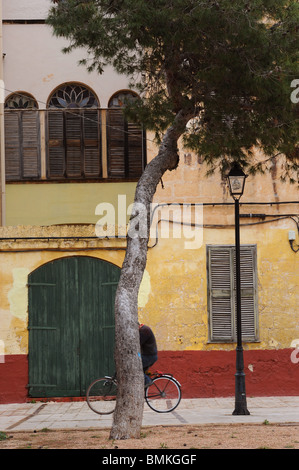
{"left": 145, "top": 376, "right": 181, "bottom": 413}
{"left": 86, "top": 377, "right": 117, "bottom": 415}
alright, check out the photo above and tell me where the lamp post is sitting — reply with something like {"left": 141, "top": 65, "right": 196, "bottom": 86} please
{"left": 227, "top": 163, "right": 250, "bottom": 415}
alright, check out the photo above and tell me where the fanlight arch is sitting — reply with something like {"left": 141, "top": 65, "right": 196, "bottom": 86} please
{"left": 48, "top": 82, "right": 99, "bottom": 109}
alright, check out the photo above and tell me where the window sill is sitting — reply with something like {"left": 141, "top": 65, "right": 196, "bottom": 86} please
{"left": 207, "top": 339, "right": 261, "bottom": 344}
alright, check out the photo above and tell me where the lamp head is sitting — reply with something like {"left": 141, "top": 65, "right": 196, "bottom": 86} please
{"left": 227, "top": 163, "right": 247, "bottom": 200}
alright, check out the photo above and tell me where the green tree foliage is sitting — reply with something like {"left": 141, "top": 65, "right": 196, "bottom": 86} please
{"left": 48, "top": 0, "right": 298, "bottom": 180}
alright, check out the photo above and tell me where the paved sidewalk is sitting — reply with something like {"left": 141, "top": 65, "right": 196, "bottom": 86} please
{"left": 0, "top": 396, "right": 298, "bottom": 432}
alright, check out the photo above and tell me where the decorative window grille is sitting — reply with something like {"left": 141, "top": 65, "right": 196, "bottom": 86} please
{"left": 107, "top": 91, "right": 145, "bottom": 178}
{"left": 207, "top": 245, "right": 259, "bottom": 342}
{"left": 5, "top": 93, "right": 38, "bottom": 110}
{"left": 48, "top": 84, "right": 99, "bottom": 109}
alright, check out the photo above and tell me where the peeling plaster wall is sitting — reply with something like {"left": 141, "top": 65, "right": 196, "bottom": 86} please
{"left": 138, "top": 227, "right": 299, "bottom": 353}
{"left": 0, "top": 225, "right": 126, "bottom": 358}
{"left": 0, "top": 158, "right": 298, "bottom": 401}
{"left": 0, "top": 221, "right": 298, "bottom": 401}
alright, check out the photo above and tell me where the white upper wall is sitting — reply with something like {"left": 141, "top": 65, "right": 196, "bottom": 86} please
{"left": 2, "top": 1, "right": 134, "bottom": 108}
{"left": 3, "top": 0, "right": 52, "bottom": 20}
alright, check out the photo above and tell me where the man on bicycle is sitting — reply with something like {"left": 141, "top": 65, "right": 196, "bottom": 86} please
{"left": 139, "top": 323, "right": 158, "bottom": 387}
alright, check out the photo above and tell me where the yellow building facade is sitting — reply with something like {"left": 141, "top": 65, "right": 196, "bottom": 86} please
{"left": 1, "top": 147, "right": 298, "bottom": 402}
{"left": 0, "top": 0, "right": 298, "bottom": 402}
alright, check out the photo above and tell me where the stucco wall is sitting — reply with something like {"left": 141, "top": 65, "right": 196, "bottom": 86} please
{"left": 0, "top": 221, "right": 298, "bottom": 356}
{"left": 3, "top": 0, "right": 51, "bottom": 20}
{"left": 139, "top": 225, "right": 299, "bottom": 352}
{"left": 6, "top": 182, "right": 137, "bottom": 226}
{"left": 0, "top": 217, "right": 298, "bottom": 401}
{"left": 2, "top": 23, "right": 132, "bottom": 108}
{"left": 0, "top": 225, "right": 127, "bottom": 356}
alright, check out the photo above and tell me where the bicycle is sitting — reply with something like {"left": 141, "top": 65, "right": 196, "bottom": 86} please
{"left": 86, "top": 371, "right": 181, "bottom": 415}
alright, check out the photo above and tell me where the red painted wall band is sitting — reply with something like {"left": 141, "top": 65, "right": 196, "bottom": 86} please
{"left": 0, "top": 349, "right": 298, "bottom": 403}
{"left": 0, "top": 355, "right": 28, "bottom": 404}
{"left": 155, "top": 349, "right": 299, "bottom": 398}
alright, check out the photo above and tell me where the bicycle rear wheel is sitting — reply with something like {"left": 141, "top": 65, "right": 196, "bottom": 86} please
{"left": 86, "top": 377, "right": 117, "bottom": 415}
{"left": 145, "top": 376, "right": 181, "bottom": 413}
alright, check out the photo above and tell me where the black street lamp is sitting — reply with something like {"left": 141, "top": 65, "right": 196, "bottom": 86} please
{"left": 227, "top": 163, "right": 250, "bottom": 416}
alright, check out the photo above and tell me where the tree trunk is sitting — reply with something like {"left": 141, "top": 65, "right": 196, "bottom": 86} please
{"left": 110, "top": 109, "right": 193, "bottom": 440}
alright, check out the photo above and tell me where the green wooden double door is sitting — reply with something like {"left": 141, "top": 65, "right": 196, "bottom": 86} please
{"left": 28, "top": 256, "right": 120, "bottom": 398}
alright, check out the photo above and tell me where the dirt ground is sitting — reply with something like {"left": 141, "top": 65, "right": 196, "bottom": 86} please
{"left": 0, "top": 424, "right": 298, "bottom": 449}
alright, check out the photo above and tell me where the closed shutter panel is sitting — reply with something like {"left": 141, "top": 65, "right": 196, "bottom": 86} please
{"left": 107, "top": 109, "right": 144, "bottom": 178}
{"left": 209, "top": 248, "right": 233, "bottom": 341}
{"left": 22, "top": 111, "right": 40, "bottom": 178}
{"left": 48, "top": 111, "right": 65, "bottom": 178}
{"left": 83, "top": 109, "right": 101, "bottom": 177}
{"left": 208, "top": 245, "right": 258, "bottom": 342}
{"left": 107, "top": 109, "right": 126, "bottom": 177}
{"left": 5, "top": 110, "right": 40, "bottom": 180}
{"left": 4, "top": 112, "right": 21, "bottom": 180}
{"left": 127, "top": 122, "right": 144, "bottom": 177}
{"left": 65, "top": 111, "right": 82, "bottom": 177}
{"left": 233, "top": 248, "right": 257, "bottom": 340}
{"left": 47, "top": 109, "right": 101, "bottom": 179}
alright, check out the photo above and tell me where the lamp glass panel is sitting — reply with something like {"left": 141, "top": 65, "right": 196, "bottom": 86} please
{"left": 229, "top": 176, "right": 245, "bottom": 195}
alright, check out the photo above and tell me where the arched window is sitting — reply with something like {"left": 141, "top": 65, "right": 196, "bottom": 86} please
{"left": 47, "top": 83, "right": 101, "bottom": 179}
{"left": 5, "top": 92, "right": 38, "bottom": 110}
{"left": 4, "top": 92, "right": 40, "bottom": 181}
{"left": 48, "top": 83, "right": 99, "bottom": 109}
{"left": 107, "top": 91, "right": 145, "bottom": 179}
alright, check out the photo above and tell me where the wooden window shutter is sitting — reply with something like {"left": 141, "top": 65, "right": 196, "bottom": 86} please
{"left": 83, "top": 109, "right": 101, "bottom": 177}
{"left": 208, "top": 247, "right": 233, "bottom": 341}
{"left": 5, "top": 112, "right": 21, "bottom": 180}
{"left": 107, "top": 109, "right": 126, "bottom": 178}
{"left": 107, "top": 109, "right": 145, "bottom": 178}
{"left": 208, "top": 245, "right": 258, "bottom": 342}
{"left": 127, "top": 121, "right": 144, "bottom": 177}
{"left": 48, "top": 110, "right": 65, "bottom": 178}
{"left": 47, "top": 109, "right": 101, "bottom": 179}
{"left": 5, "top": 110, "right": 40, "bottom": 181}
{"left": 22, "top": 111, "right": 40, "bottom": 178}
{"left": 233, "top": 247, "right": 257, "bottom": 340}
{"left": 65, "top": 111, "right": 82, "bottom": 177}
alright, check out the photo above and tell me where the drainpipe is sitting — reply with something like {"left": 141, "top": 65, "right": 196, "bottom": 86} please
{"left": 0, "top": 0, "right": 5, "bottom": 226}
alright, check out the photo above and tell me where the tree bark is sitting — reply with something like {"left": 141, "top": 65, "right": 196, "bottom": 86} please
{"left": 110, "top": 109, "right": 193, "bottom": 440}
